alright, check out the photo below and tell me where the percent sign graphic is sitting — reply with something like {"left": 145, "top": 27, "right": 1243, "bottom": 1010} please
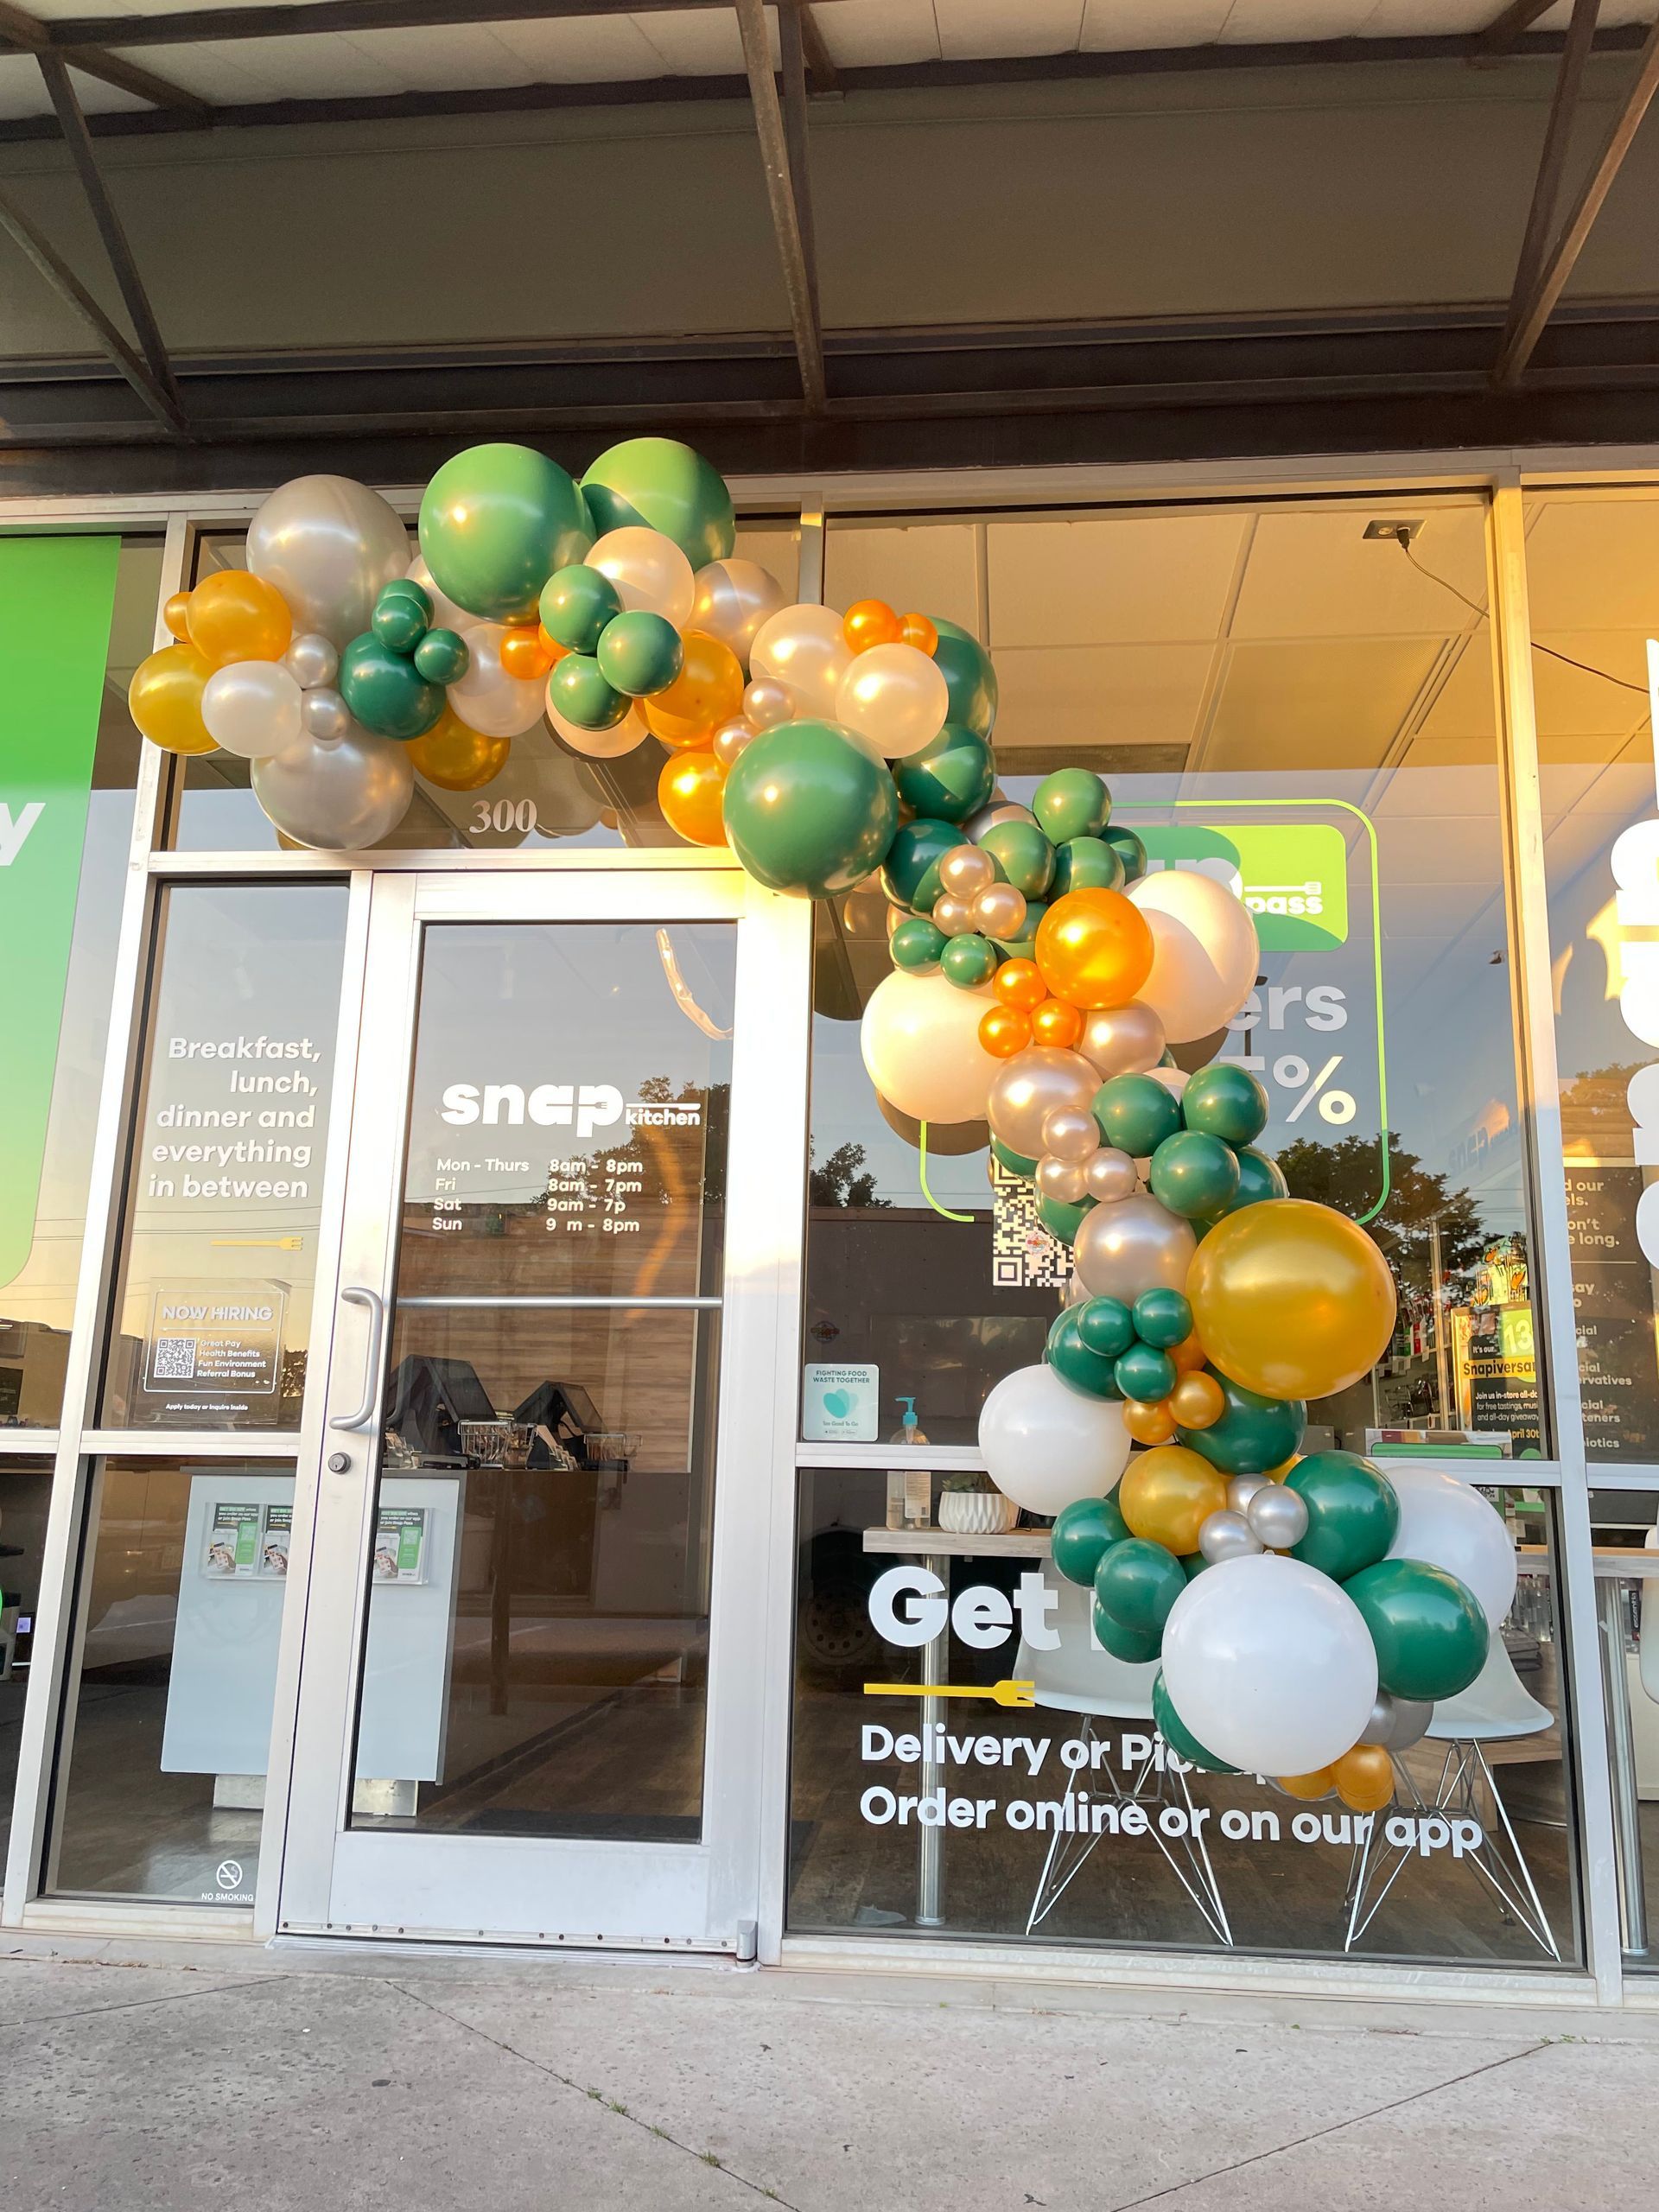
{"left": 1274, "top": 1053, "right": 1357, "bottom": 1126}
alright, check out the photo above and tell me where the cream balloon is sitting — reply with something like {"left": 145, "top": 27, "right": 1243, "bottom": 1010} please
{"left": 201, "top": 659, "right": 302, "bottom": 759}
{"left": 1128, "top": 868, "right": 1262, "bottom": 1044}
{"left": 545, "top": 686, "right": 650, "bottom": 759}
{"left": 690, "top": 558, "right": 787, "bottom": 669}
{"left": 588, "top": 527, "right": 696, "bottom": 626}
{"left": 246, "top": 474, "right": 410, "bottom": 648}
{"left": 742, "top": 676, "right": 796, "bottom": 730}
{"left": 750, "top": 603, "right": 852, "bottom": 721}
{"left": 450, "top": 623, "right": 544, "bottom": 737}
{"left": 986, "top": 1047, "right": 1100, "bottom": 1160}
{"left": 1079, "top": 1001, "right": 1166, "bottom": 1078}
{"left": 859, "top": 967, "right": 997, "bottom": 1124}
{"left": 283, "top": 632, "right": 337, "bottom": 691}
{"left": 1074, "top": 1192, "right": 1197, "bottom": 1304}
{"left": 407, "top": 552, "right": 479, "bottom": 637}
{"left": 251, "top": 728, "right": 413, "bottom": 849}
{"left": 836, "top": 641, "right": 950, "bottom": 760}
{"left": 978, "top": 1363, "right": 1130, "bottom": 1517}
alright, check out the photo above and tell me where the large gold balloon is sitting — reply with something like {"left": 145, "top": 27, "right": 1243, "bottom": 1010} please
{"left": 128, "top": 643, "right": 217, "bottom": 754}
{"left": 1117, "top": 1445, "right": 1227, "bottom": 1554}
{"left": 407, "top": 705, "right": 511, "bottom": 791}
{"left": 1186, "top": 1198, "right": 1397, "bottom": 1403}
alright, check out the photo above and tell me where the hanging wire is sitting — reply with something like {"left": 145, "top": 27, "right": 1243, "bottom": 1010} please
{"left": 1400, "top": 540, "right": 1651, "bottom": 705}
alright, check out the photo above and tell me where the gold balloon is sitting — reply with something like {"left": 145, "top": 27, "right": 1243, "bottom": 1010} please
{"left": 1034, "top": 887, "right": 1154, "bottom": 1009}
{"left": 407, "top": 705, "right": 511, "bottom": 791}
{"left": 1332, "top": 1742, "right": 1395, "bottom": 1814}
{"left": 1185, "top": 1198, "right": 1397, "bottom": 1403}
{"left": 128, "top": 643, "right": 217, "bottom": 754}
{"left": 1117, "top": 1445, "right": 1228, "bottom": 1554}
{"left": 186, "top": 568, "right": 292, "bottom": 668}
{"left": 1277, "top": 1768, "right": 1337, "bottom": 1802}
{"left": 1168, "top": 1370, "right": 1224, "bottom": 1430}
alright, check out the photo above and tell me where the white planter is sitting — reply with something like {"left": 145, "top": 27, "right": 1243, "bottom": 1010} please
{"left": 937, "top": 1489, "right": 1020, "bottom": 1535}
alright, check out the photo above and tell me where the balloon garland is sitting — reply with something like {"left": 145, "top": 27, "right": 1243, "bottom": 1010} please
{"left": 128, "top": 437, "right": 1516, "bottom": 1804}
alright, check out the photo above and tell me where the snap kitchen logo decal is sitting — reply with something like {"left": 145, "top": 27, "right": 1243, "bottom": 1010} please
{"left": 439, "top": 1082, "right": 702, "bottom": 1137}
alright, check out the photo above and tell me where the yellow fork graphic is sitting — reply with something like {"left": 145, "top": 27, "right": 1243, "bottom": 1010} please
{"left": 863, "top": 1679, "right": 1035, "bottom": 1708}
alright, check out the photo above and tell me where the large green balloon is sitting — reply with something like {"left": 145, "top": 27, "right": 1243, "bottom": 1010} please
{"left": 1052, "top": 836, "right": 1124, "bottom": 897}
{"left": 1220, "top": 1146, "right": 1289, "bottom": 1214}
{"left": 1152, "top": 1671, "right": 1237, "bottom": 1772}
{"left": 419, "top": 442, "right": 593, "bottom": 623}
{"left": 1149, "top": 1129, "right": 1241, "bottom": 1221}
{"left": 1178, "top": 1370, "right": 1306, "bottom": 1474}
{"left": 1182, "top": 1063, "right": 1270, "bottom": 1147}
{"left": 992, "top": 1135, "right": 1037, "bottom": 1179}
{"left": 722, "top": 721, "right": 898, "bottom": 899}
{"left": 338, "top": 635, "right": 444, "bottom": 741}
{"left": 978, "top": 818, "right": 1054, "bottom": 899}
{"left": 1046, "top": 1308, "right": 1122, "bottom": 1400}
{"left": 1345, "top": 1558, "right": 1489, "bottom": 1701}
{"left": 1091, "top": 1595, "right": 1162, "bottom": 1666}
{"left": 1039, "top": 1192, "right": 1095, "bottom": 1244}
{"left": 1033, "top": 768, "right": 1109, "bottom": 844}
{"left": 1095, "top": 1538, "right": 1185, "bottom": 1640}
{"left": 893, "top": 723, "right": 995, "bottom": 823}
{"left": 880, "top": 817, "right": 963, "bottom": 913}
{"left": 1051, "top": 1491, "right": 1130, "bottom": 1586}
{"left": 1287, "top": 1451, "right": 1400, "bottom": 1581}
{"left": 1094, "top": 1072, "right": 1182, "bottom": 1158}
{"left": 580, "top": 436, "right": 735, "bottom": 569}
{"left": 930, "top": 615, "right": 998, "bottom": 741}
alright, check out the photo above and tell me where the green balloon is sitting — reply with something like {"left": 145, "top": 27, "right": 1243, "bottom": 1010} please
{"left": 547, "top": 652, "right": 628, "bottom": 731}
{"left": 372, "top": 589, "right": 428, "bottom": 656}
{"left": 1052, "top": 836, "right": 1124, "bottom": 897}
{"left": 539, "top": 563, "right": 621, "bottom": 653}
{"left": 891, "top": 917, "right": 946, "bottom": 973}
{"left": 993, "top": 898, "right": 1046, "bottom": 960}
{"left": 337, "top": 635, "right": 444, "bottom": 741}
{"left": 1033, "top": 768, "right": 1109, "bottom": 844}
{"left": 1039, "top": 1192, "right": 1096, "bottom": 1244}
{"left": 1115, "top": 1341, "right": 1176, "bottom": 1402}
{"left": 941, "top": 933, "right": 998, "bottom": 988}
{"left": 595, "top": 608, "right": 684, "bottom": 697}
{"left": 1179, "top": 1370, "right": 1306, "bottom": 1475}
{"left": 1076, "top": 1295, "right": 1135, "bottom": 1359}
{"left": 1345, "top": 1559, "right": 1489, "bottom": 1702}
{"left": 1221, "top": 1146, "right": 1289, "bottom": 1214}
{"left": 1179, "top": 1551, "right": 1212, "bottom": 1580}
{"left": 1094, "top": 1072, "right": 1182, "bottom": 1158}
{"left": 378, "top": 577, "right": 432, "bottom": 620}
{"left": 1051, "top": 1492, "right": 1130, "bottom": 1586}
{"left": 1104, "top": 823, "right": 1147, "bottom": 885}
{"left": 1091, "top": 1596, "right": 1163, "bottom": 1666}
{"left": 580, "top": 436, "right": 734, "bottom": 569}
{"left": 1288, "top": 1452, "right": 1401, "bottom": 1581}
{"left": 1095, "top": 1538, "right": 1185, "bottom": 1640}
{"left": 1182, "top": 1063, "right": 1270, "bottom": 1147}
{"left": 1152, "top": 1672, "right": 1237, "bottom": 1772}
{"left": 992, "top": 1135, "right": 1037, "bottom": 1179}
{"left": 1131, "top": 1287, "right": 1192, "bottom": 1350}
{"left": 880, "top": 817, "right": 962, "bottom": 913}
{"left": 893, "top": 723, "right": 995, "bottom": 823}
{"left": 1149, "top": 1129, "right": 1241, "bottom": 1220}
{"left": 412, "top": 627, "right": 469, "bottom": 684}
{"left": 1046, "top": 1307, "right": 1123, "bottom": 1400}
{"left": 930, "top": 615, "right": 998, "bottom": 741}
{"left": 722, "top": 721, "right": 898, "bottom": 899}
{"left": 419, "top": 442, "right": 593, "bottom": 623}
{"left": 978, "top": 818, "right": 1055, "bottom": 899}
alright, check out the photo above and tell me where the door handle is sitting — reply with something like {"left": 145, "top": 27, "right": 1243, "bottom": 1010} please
{"left": 328, "top": 1285, "right": 385, "bottom": 1432}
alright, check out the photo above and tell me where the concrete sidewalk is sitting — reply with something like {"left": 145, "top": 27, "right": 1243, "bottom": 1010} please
{"left": 1, "top": 1941, "right": 1655, "bottom": 2210}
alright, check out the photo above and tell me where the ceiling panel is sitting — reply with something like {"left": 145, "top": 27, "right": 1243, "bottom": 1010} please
{"left": 987, "top": 514, "right": 1247, "bottom": 647}
{"left": 823, "top": 522, "right": 979, "bottom": 633}
{"left": 155, "top": 36, "right": 406, "bottom": 99}
{"left": 989, "top": 642, "right": 1214, "bottom": 752}
{"left": 1531, "top": 632, "right": 1652, "bottom": 742}
{"left": 816, "top": 0, "right": 942, "bottom": 66}
{"left": 344, "top": 27, "right": 537, "bottom": 93}
{"left": 634, "top": 10, "right": 769, "bottom": 74}
{"left": 1230, "top": 510, "right": 1486, "bottom": 639}
{"left": 935, "top": 0, "right": 1086, "bottom": 60}
{"left": 1220, "top": 0, "right": 1372, "bottom": 37}
{"left": 1414, "top": 639, "right": 1497, "bottom": 743}
{"left": 1524, "top": 496, "right": 1659, "bottom": 630}
{"left": 1361, "top": 2, "right": 1502, "bottom": 29}
{"left": 493, "top": 18, "right": 673, "bottom": 81}
{"left": 1204, "top": 637, "right": 1442, "bottom": 770}
{"left": 0, "top": 54, "right": 149, "bottom": 112}
{"left": 1081, "top": 0, "right": 1230, "bottom": 46}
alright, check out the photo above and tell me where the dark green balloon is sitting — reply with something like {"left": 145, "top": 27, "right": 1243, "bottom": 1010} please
{"left": 1152, "top": 1672, "right": 1237, "bottom": 1772}
{"left": 1091, "top": 1595, "right": 1163, "bottom": 1666}
{"left": 378, "top": 576, "right": 432, "bottom": 614}
{"left": 1115, "top": 1341, "right": 1177, "bottom": 1402}
{"left": 1288, "top": 1452, "right": 1401, "bottom": 1581}
{"left": 580, "top": 435, "right": 735, "bottom": 569}
{"left": 893, "top": 723, "right": 995, "bottom": 823}
{"left": 1104, "top": 823, "right": 1147, "bottom": 885}
{"left": 1344, "top": 1559, "right": 1490, "bottom": 1702}
{"left": 338, "top": 634, "right": 445, "bottom": 741}
{"left": 1076, "top": 1294, "right": 1135, "bottom": 1359}
{"left": 1046, "top": 1308, "right": 1122, "bottom": 1400}
{"left": 1052, "top": 836, "right": 1124, "bottom": 897}
{"left": 1149, "top": 1129, "right": 1241, "bottom": 1220}
{"left": 1179, "top": 1551, "right": 1212, "bottom": 1580}
{"left": 539, "top": 563, "right": 621, "bottom": 654}
{"left": 1182, "top": 1063, "right": 1270, "bottom": 1147}
{"left": 1033, "top": 768, "right": 1109, "bottom": 845}
{"left": 547, "top": 652, "right": 628, "bottom": 731}
{"left": 1039, "top": 1192, "right": 1096, "bottom": 1244}
{"left": 880, "top": 817, "right": 963, "bottom": 913}
{"left": 993, "top": 898, "right": 1046, "bottom": 960}
{"left": 941, "top": 933, "right": 998, "bottom": 988}
{"left": 1179, "top": 1370, "right": 1306, "bottom": 1475}
{"left": 991, "top": 1135, "right": 1038, "bottom": 1179}
{"left": 372, "top": 589, "right": 429, "bottom": 656}
{"left": 930, "top": 615, "right": 998, "bottom": 741}
{"left": 978, "top": 818, "right": 1055, "bottom": 899}
{"left": 595, "top": 608, "right": 683, "bottom": 697}
{"left": 1131, "top": 1287, "right": 1192, "bottom": 1350}
{"left": 1051, "top": 1491, "right": 1130, "bottom": 1586}
{"left": 419, "top": 442, "right": 593, "bottom": 623}
{"left": 1220, "top": 1147, "right": 1289, "bottom": 1214}
{"left": 412, "top": 627, "right": 469, "bottom": 684}
{"left": 722, "top": 721, "right": 898, "bottom": 899}
{"left": 1094, "top": 1072, "right": 1182, "bottom": 1158}
{"left": 1095, "top": 1538, "right": 1185, "bottom": 1640}
{"left": 890, "top": 916, "right": 946, "bottom": 973}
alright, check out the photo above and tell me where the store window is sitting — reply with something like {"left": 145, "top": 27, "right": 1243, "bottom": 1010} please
{"left": 1589, "top": 1487, "right": 1659, "bottom": 1968}
{"left": 0, "top": 1454, "right": 52, "bottom": 1864}
{"left": 1, "top": 536, "right": 163, "bottom": 1427}
{"left": 99, "top": 883, "right": 350, "bottom": 1430}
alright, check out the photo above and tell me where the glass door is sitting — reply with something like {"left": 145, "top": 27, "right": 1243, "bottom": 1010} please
{"left": 277, "top": 867, "right": 810, "bottom": 1948}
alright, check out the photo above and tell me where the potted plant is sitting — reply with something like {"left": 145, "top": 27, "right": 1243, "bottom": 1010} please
{"left": 937, "top": 1470, "right": 1020, "bottom": 1535}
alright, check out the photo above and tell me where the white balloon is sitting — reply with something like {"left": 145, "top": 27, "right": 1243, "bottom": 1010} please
{"left": 545, "top": 685, "right": 650, "bottom": 759}
{"left": 690, "top": 558, "right": 787, "bottom": 668}
{"left": 449, "top": 622, "right": 544, "bottom": 737}
{"left": 1161, "top": 1554, "right": 1379, "bottom": 1777}
{"left": 246, "top": 474, "right": 410, "bottom": 648}
{"left": 588, "top": 527, "right": 696, "bottom": 627}
{"left": 860, "top": 967, "right": 996, "bottom": 1124}
{"left": 1128, "top": 868, "right": 1262, "bottom": 1044}
{"left": 836, "top": 642, "right": 950, "bottom": 760}
{"left": 201, "top": 659, "right": 302, "bottom": 759}
{"left": 750, "top": 603, "right": 851, "bottom": 721}
{"left": 1385, "top": 1466, "right": 1516, "bottom": 1627}
{"left": 407, "top": 552, "right": 478, "bottom": 637}
{"left": 977, "top": 1363, "right": 1130, "bottom": 1518}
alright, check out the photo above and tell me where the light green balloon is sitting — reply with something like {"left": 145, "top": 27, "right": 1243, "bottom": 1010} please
{"left": 580, "top": 437, "right": 736, "bottom": 569}
{"left": 418, "top": 442, "right": 592, "bottom": 625}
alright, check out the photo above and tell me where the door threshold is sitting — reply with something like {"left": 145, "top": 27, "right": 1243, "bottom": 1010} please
{"left": 272, "top": 1926, "right": 746, "bottom": 1964}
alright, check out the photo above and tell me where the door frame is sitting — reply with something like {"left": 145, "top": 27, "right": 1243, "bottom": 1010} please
{"left": 266, "top": 861, "right": 812, "bottom": 1955}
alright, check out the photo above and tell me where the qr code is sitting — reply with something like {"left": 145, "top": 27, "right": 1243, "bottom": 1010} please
{"left": 151, "top": 1336, "right": 197, "bottom": 1381}
{"left": 989, "top": 1156, "right": 1071, "bottom": 1290}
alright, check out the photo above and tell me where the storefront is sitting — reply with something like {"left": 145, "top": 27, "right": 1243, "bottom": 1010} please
{"left": 5, "top": 7, "right": 1659, "bottom": 2015}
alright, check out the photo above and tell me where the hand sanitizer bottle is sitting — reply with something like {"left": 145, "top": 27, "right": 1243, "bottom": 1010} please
{"left": 886, "top": 1396, "right": 931, "bottom": 1529}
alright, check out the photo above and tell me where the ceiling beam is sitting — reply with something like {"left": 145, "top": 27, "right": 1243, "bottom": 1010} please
{"left": 793, "top": 2, "right": 839, "bottom": 96}
{"left": 0, "top": 0, "right": 208, "bottom": 113}
{"left": 0, "top": 183, "right": 183, "bottom": 428}
{"left": 735, "top": 0, "right": 823, "bottom": 413}
{"left": 779, "top": 0, "right": 819, "bottom": 331}
{"left": 1475, "top": 1, "right": 1560, "bottom": 60}
{"left": 1497, "top": 0, "right": 1600, "bottom": 372}
{"left": 1495, "top": 15, "right": 1659, "bottom": 385}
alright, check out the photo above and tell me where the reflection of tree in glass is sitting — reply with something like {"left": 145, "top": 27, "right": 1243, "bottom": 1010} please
{"left": 1559, "top": 1061, "right": 1643, "bottom": 1154}
{"left": 1278, "top": 1133, "right": 1485, "bottom": 1295}
{"left": 809, "top": 1141, "right": 891, "bottom": 1211}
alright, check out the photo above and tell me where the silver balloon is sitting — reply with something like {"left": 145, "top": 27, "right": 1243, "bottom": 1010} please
{"left": 246, "top": 474, "right": 410, "bottom": 648}
{"left": 1041, "top": 1106, "right": 1100, "bottom": 1165}
{"left": 1227, "top": 1473, "right": 1272, "bottom": 1516}
{"left": 690, "top": 557, "right": 787, "bottom": 668}
{"left": 965, "top": 800, "right": 1036, "bottom": 841}
{"left": 932, "top": 892, "right": 978, "bottom": 938}
{"left": 1386, "top": 1696, "right": 1433, "bottom": 1751}
{"left": 939, "top": 843, "right": 996, "bottom": 898}
{"left": 1198, "top": 1510, "right": 1263, "bottom": 1565}
{"left": 302, "top": 685, "right": 352, "bottom": 741}
{"left": 986, "top": 1047, "right": 1101, "bottom": 1159}
{"left": 1246, "top": 1484, "right": 1310, "bottom": 1550}
{"left": 1035, "top": 1154, "right": 1089, "bottom": 1205}
{"left": 1079, "top": 1001, "right": 1166, "bottom": 1078}
{"left": 284, "top": 631, "right": 338, "bottom": 691}
{"left": 1358, "top": 1693, "right": 1399, "bottom": 1748}
{"left": 712, "top": 716, "right": 757, "bottom": 769}
{"left": 251, "top": 727, "right": 414, "bottom": 850}
{"left": 1074, "top": 1192, "right": 1197, "bottom": 1304}
{"left": 971, "top": 881, "right": 1028, "bottom": 939}
{"left": 1084, "top": 1147, "right": 1139, "bottom": 1202}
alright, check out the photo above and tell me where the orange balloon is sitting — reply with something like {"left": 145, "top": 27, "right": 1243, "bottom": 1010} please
{"left": 978, "top": 1005, "right": 1033, "bottom": 1059}
{"left": 1118, "top": 1444, "right": 1226, "bottom": 1551}
{"left": 1122, "top": 1399, "right": 1178, "bottom": 1446}
{"left": 162, "top": 591, "right": 193, "bottom": 641}
{"left": 537, "top": 626, "right": 568, "bottom": 666}
{"left": 186, "top": 568, "right": 292, "bottom": 668}
{"left": 993, "top": 957, "right": 1048, "bottom": 1013}
{"left": 1168, "top": 1370, "right": 1224, "bottom": 1429}
{"left": 1262, "top": 1454, "right": 1300, "bottom": 1482}
{"left": 127, "top": 643, "right": 217, "bottom": 754}
{"left": 1168, "top": 1331, "right": 1209, "bottom": 1376}
{"left": 843, "top": 599, "right": 902, "bottom": 653}
{"left": 900, "top": 612, "right": 938, "bottom": 655}
{"left": 1333, "top": 1743, "right": 1395, "bottom": 1814}
{"left": 644, "top": 631, "right": 743, "bottom": 743}
{"left": 658, "top": 747, "right": 728, "bottom": 847}
{"left": 406, "top": 704, "right": 511, "bottom": 791}
{"left": 1035, "top": 887, "right": 1155, "bottom": 1010}
{"left": 1030, "top": 998, "right": 1084, "bottom": 1049}
{"left": 1278, "top": 1769, "right": 1337, "bottom": 1802}
{"left": 500, "top": 624, "right": 555, "bottom": 681}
